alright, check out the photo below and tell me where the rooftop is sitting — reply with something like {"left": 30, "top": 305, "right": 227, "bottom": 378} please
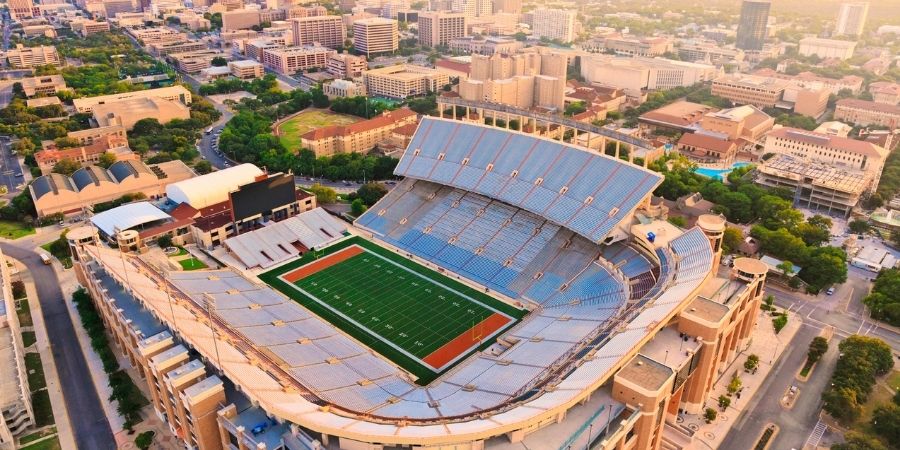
{"left": 616, "top": 354, "right": 673, "bottom": 392}
{"left": 836, "top": 98, "right": 900, "bottom": 115}
{"left": 639, "top": 101, "right": 716, "bottom": 128}
{"left": 767, "top": 126, "right": 887, "bottom": 159}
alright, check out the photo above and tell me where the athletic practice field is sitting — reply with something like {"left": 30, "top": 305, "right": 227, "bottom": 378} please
{"left": 258, "top": 237, "right": 526, "bottom": 384}
{"left": 274, "top": 110, "right": 360, "bottom": 150}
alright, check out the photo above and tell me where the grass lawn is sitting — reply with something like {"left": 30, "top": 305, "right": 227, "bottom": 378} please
{"left": 30, "top": 390, "right": 54, "bottom": 427}
{"left": 0, "top": 220, "right": 34, "bottom": 239}
{"left": 277, "top": 110, "right": 360, "bottom": 150}
{"left": 17, "top": 299, "right": 32, "bottom": 327}
{"left": 20, "top": 427, "right": 57, "bottom": 445}
{"left": 20, "top": 436, "right": 60, "bottom": 450}
{"left": 39, "top": 243, "right": 72, "bottom": 269}
{"left": 178, "top": 257, "right": 208, "bottom": 271}
{"left": 850, "top": 370, "right": 900, "bottom": 439}
{"left": 259, "top": 237, "right": 525, "bottom": 384}
{"left": 22, "top": 331, "right": 36, "bottom": 347}
{"left": 25, "top": 353, "right": 46, "bottom": 391}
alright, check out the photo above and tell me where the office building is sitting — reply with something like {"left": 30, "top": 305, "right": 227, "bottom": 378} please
{"left": 835, "top": 99, "right": 900, "bottom": 129}
{"left": 735, "top": 0, "right": 770, "bottom": 51}
{"left": 798, "top": 37, "right": 856, "bottom": 60}
{"left": 71, "top": 118, "right": 771, "bottom": 450}
{"left": 326, "top": 52, "right": 367, "bottom": 78}
{"left": 228, "top": 59, "right": 265, "bottom": 79}
{"left": 448, "top": 36, "right": 523, "bottom": 55}
{"left": 451, "top": 0, "right": 491, "bottom": 17}
{"left": 148, "top": 40, "right": 207, "bottom": 57}
{"left": 6, "top": 44, "right": 60, "bottom": 68}
{"left": 352, "top": 17, "right": 398, "bottom": 57}
{"left": 363, "top": 64, "right": 449, "bottom": 99}
{"left": 70, "top": 18, "right": 110, "bottom": 36}
{"left": 168, "top": 49, "right": 228, "bottom": 73}
{"left": 531, "top": 8, "right": 576, "bottom": 43}
{"left": 261, "top": 45, "right": 335, "bottom": 75}
{"left": 222, "top": 8, "right": 262, "bottom": 30}
{"left": 493, "top": 0, "right": 521, "bottom": 14}
{"left": 290, "top": 15, "right": 346, "bottom": 49}
{"left": 835, "top": 2, "right": 869, "bottom": 36}
{"left": 417, "top": 11, "right": 466, "bottom": 48}
{"left": 19, "top": 75, "right": 67, "bottom": 98}
{"left": 72, "top": 86, "right": 192, "bottom": 114}
{"left": 8, "top": 0, "right": 37, "bottom": 20}
{"left": 127, "top": 27, "right": 187, "bottom": 45}
{"left": 712, "top": 74, "right": 828, "bottom": 117}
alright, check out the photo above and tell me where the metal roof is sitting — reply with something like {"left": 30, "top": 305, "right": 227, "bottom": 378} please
{"left": 90, "top": 201, "right": 171, "bottom": 236}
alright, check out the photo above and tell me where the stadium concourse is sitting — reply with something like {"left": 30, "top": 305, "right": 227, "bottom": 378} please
{"left": 72, "top": 117, "right": 770, "bottom": 450}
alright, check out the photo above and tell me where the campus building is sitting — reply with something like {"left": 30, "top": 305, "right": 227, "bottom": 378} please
{"left": 71, "top": 118, "right": 770, "bottom": 450}
{"left": 228, "top": 60, "right": 265, "bottom": 79}
{"left": 169, "top": 50, "right": 229, "bottom": 73}
{"left": 756, "top": 154, "right": 874, "bottom": 216}
{"left": 531, "top": 8, "right": 576, "bottom": 43}
{"left": 712, "top": 74, "right": 830, "bottom": 117}
{"left": 19, "top": 75, "right": 67, "bottom": 98}
{"left": 325, "top": 52, "right": 367, "bottom": 78}
{"left": 581, "top": 55, "right": 719, "bottom": 99}
{"left": 835, "top": 2, "right": 869, "bottom": 36}
{"left": 148, "top": 40, "right": 207, "bottom": 57}
{"left": 300, "top": 107, "right": 418, "bottom": 156}
{"left": 289, "top": 15, "right": 346, "bottom": 49}
{"left": 93, "top": 97, "right": 192, "bottom": 130}
{"left": 417, "top": 11, "right": 466, "bottom": 48}
{"left": 72, "top": 86, "right": 193, "bottom": 114}
{"left": 35, "top": 135, "right": 136, "bottom": 175}
{"left": 834, "top": 98, "right": 900, "bottom": 129}
{"left": 5, "top": 44, "right": 60, "bottom": 68}
{"left": 362, "top": 64, "right": 450, "bottom": 99}
{"left": 29, "top": 160, "right": 195, "bottom": 218}
{"left": 798, "top": 37, "right": 856, "bottom": 60}
{"left": 352, "top": 17, "right": 398, "bottom": 57}
{"left": 735, "top": 0, "right": 770, "bottom": 51}
{"left": 261, "top": 45, "right": 336, "bottom": 75}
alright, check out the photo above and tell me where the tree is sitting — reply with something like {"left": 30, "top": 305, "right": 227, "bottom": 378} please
{"left": 722, "top": 227, "right": 743, "bottom": 254}
{"left": 824, "top": 336, "right": 895, "bottom": 423}
{"left": 824, "top": 386, "right": 863, "bottom": 423}
{"left": 807, "top": 336, "right": 829, "bottom": 364}
{"left": 727, "top": 374, "right": 742, "bottom": 394}
{"left": 135, "top": 431, "right": 155, "bottom": 450}
{"left": 800, "top": 246, "right": 848, "bottom": 291}
{"left": 718, "top": 395, "right": 731, "bottom": 410}
{"left": 848, "top": 219, "right": 871, "bottom": 234}
{"left": 156, "top": 234, "right": 173, "bottom": 249}
{"left": 667, "top": 216, "right": 687, "bottom": 227}
{"left": 776, "top": 260, "right": 794, "bottom": 277}
{"left": 773, "top": 313, "right": 788, "bottom": 333}
{"left": 872, "top": 403, "right": 900, "bottom": 442}
{"left": 864, "top": 268, "right": 900, "bottom": 326}
{"left": 211, "top": 56, "right": 228, "bottom": 67}
{"left": 703, "top": 408, "right": 717, "bottom": 423}
{"left": 351, "top": 198, "right": 367, "bottom": 216}
{"left": 832, "top": 432, "right": 888, "bottom": 450}
{"left": 717, "top": 191, "right": 754, "bottom": 223}
{"left": 194, "top": 160, "right": 212, "bottom": 174}
{"left": 309, "top": 183, "right": 337, "bottom": 204}
{"left": 97, "top": 152, "right": 116, "bottom": 169}
{"left": 52, "top": 158, "right": 81, "bottom": 176}
{"left": 744, "top": 354, "right": 759, "bottom": 372}
{"left": 355, "top": 182, "right": 388, "bottom": 206}
{"left": 795, "top": 222, "right": 830, "bottom": 247}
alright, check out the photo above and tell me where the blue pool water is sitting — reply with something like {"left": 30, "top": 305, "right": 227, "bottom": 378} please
{"left": 694, "top": 162, "right": 752, "bottom": 181}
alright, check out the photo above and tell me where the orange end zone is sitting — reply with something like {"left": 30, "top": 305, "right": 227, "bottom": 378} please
{"left": 281, "top": 246, "right": 364, "bottom": 283}
{"left": 423, "top": 312, "right": 511, "bottom": 369}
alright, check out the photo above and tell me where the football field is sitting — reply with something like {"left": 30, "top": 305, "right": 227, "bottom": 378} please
{"left": 258, "top": 237, "right": 526, "bottom": 384}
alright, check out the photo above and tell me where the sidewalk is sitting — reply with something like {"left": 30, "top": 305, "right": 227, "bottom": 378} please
{"left": 681, "top": 309, "right": 802, "bottom": 450}
{"left": 12, "top": 258, "right": 77, "bottom": 450}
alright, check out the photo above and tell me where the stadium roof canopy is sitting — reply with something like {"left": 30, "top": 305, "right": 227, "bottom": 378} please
{"left": 166, "top": 163, "right": 263, "bottom": 209}
{"left": 224, "top": 208, "right": 348, "bottom": 269}
{"left": 394, "top": 117, "right": 663, "bottom": 243}
{"left": 90, "top": 201, "right": 171, "bottom": 236}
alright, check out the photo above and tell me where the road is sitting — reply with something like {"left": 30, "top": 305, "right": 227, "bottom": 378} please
{"left": 721, "top": 265, "right": 900, "bottom": 449}
{"left": 0, "top": 242, "right": 115, "bottom": 450}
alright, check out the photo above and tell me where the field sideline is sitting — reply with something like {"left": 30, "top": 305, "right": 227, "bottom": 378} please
{"left": 258, "top": 236, "right": 527, "bottom": 384}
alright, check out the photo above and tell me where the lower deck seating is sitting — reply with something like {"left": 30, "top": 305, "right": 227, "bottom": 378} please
{"left": 356, "top": 180, "right": 650, "bottom": 306}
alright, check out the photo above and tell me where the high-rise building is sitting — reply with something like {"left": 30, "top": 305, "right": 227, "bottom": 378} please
{"left": 835, "top": 2, "right": 869, "bottom": 36}
{"left": 353, "top": 17, "right": 399, "bottom": 57}
{"left": 735, "top": 0, "right": 770, "bottom": 51}
{"left": 417, "top": 11, "right": 467, "bottom": 48}
{"left": 290, "top": 15, "right": 347, "bottom": 49}
{"left": 8, "top": 0, "right": 37, "bottom": 20}
{"left": 492, "top": 0, "right": 520, "bottom": 14}
{"left": 452, "top": 0, "right": 491, "bottom": 17}
{"left": 531, "top": 8, "right": 576, "bottom": 43}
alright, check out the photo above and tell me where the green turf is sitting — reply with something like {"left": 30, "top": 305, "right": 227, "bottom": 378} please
{"left": 22, "top": 331, "right": 36, "bottom": 347}
{"left": 178, "top": 258, "right": 208, "bottom": 270}
{"left": 277, "top": 110, "right": 361, "bottom": 150}
{"left": 20, "top": 435, "right": 60, "bottom": 450}
{"left": 30, "top": 390, "right": 54, "bottom": 427}
{"left": 26, "top": 353, "right": 46, "bottom": 391}
{"left": 259, "top": 237, "right": 526, "bottom": 384}
{"left": 0, "top": 220, "right": 35, "bottom": 239}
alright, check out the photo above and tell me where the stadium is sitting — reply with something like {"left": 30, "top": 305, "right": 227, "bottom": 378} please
{"left": 72, "top": 117, "right": 769, "bottom": 450}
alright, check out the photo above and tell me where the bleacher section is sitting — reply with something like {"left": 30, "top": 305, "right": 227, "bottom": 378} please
{"left": 394, "top": 118, "right": 663, "bottom": 244}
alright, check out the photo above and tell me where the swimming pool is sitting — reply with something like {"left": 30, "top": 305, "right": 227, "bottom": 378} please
{"left": 694, "top": 162, "right": 752, "bottom": 181}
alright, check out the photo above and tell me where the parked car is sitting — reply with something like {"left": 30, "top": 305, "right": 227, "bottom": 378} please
{"left": 826, "top": 287, "right": 835, "bottom": 295}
